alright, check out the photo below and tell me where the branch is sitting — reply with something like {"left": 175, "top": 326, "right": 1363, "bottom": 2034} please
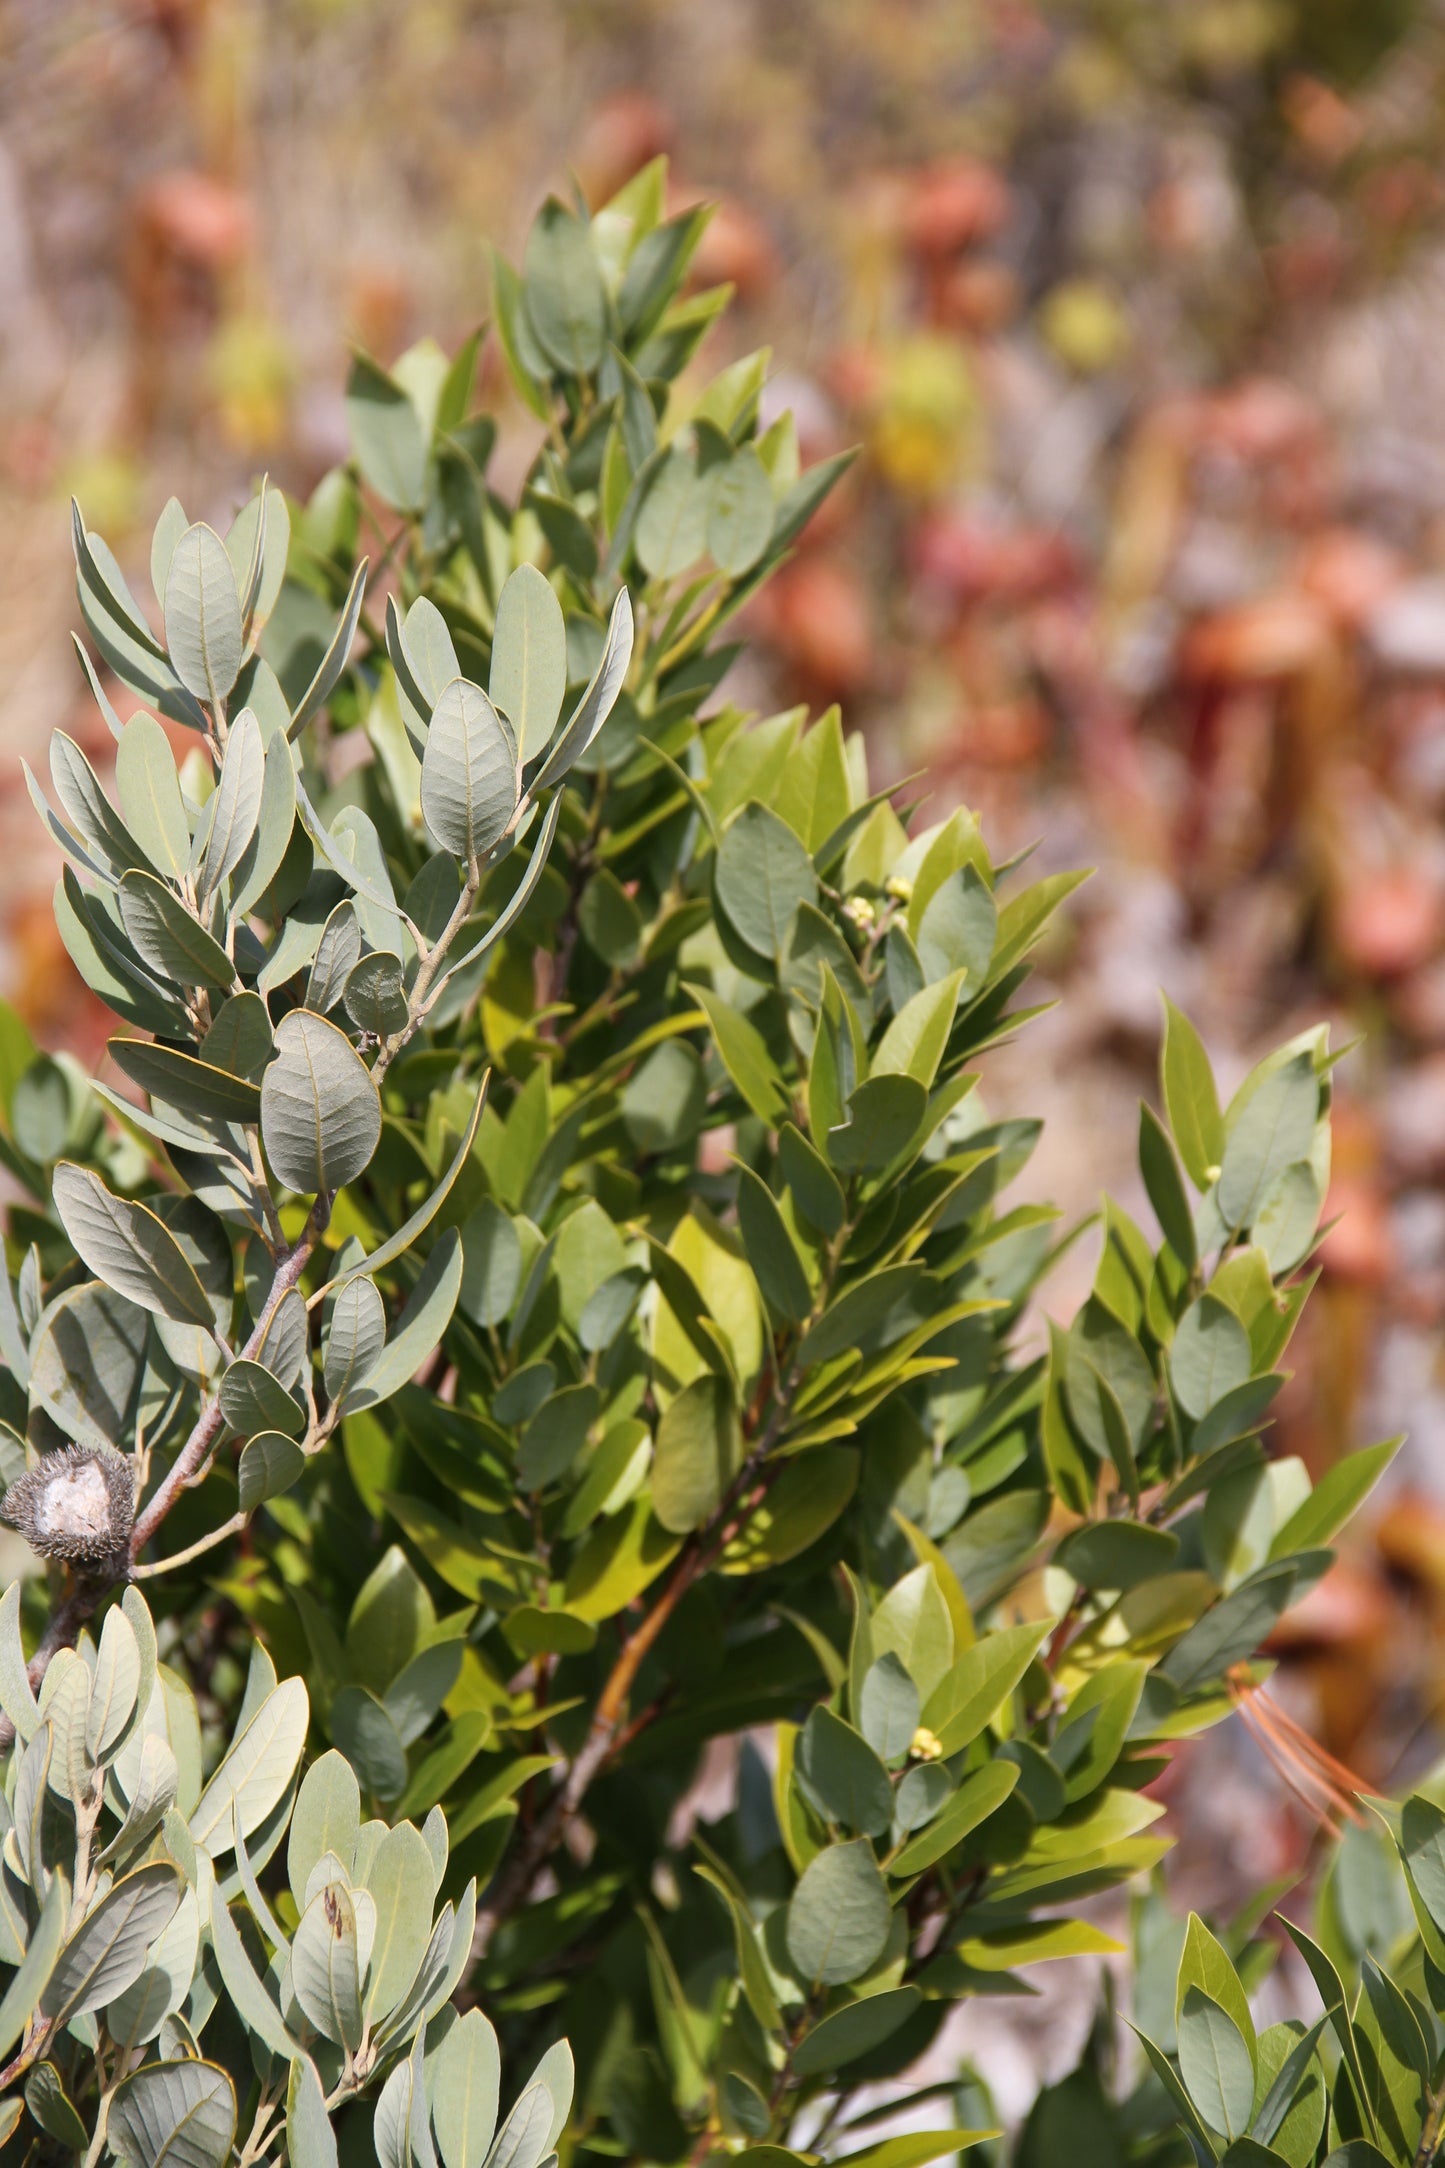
{"left": 0, "top": 1206, "right": 326, "bottom": 1750}
{"left": 471, "top": 1358, "right": 801, "bottom": 1959}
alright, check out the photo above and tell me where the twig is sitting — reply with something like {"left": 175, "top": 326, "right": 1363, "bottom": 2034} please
{"left": 0, "top": 1205, "right": 327, "bottom": 1749}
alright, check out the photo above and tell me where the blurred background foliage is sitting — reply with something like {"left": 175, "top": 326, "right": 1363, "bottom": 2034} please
{"left": 7, "top": 0, "right": 1445, "bottom": 2123}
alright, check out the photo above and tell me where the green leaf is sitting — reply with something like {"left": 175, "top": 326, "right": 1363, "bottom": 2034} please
{"left": 685, "top": 980, "right": 790, "bottom": 1125}
{"left": 49, "top": 730, "right": 153, "bottom": 875}
{"left": 347, "top": 353, "right": 428, "bottom": 510}
{"left": 329, "top": 1071, "right": 489, "bottom": 1285}
{"left": 1065, "top": 1299, "right": 1154, "bottom": 1459}
{"left": 796, "top": 1706, "right": 894, "bottom": 1836}
{"left": 73, "top": 502, "right": 165, "bottom": 656}
{"left": 1055, "top": 1521, "right": 1178, "bottom": 1591}
{"left": 1160, "top": 1562, "right": 1301, "bottom": 1692}
{"left": 460, "top": 1200, "right": 523, "bottom": 1327}
{"left": 338, "top": 1229, "right": 462, "bottom": 1412}
{"left": 280, "top": 2069, "right": 339, "bottom": 2168}
{"left": 735, "top": 1164, "right": 811, "bottom": 1322}
{"left": 716, "top": 802, "right": 820, "bottom": 964}
{"left": 798, "top": 1264, "right": 924, "bottom": 1371}
{"left": 1270, "top": 1437, "right": 1402, "bottom": 1559}
{"left": 874, "top": 973, "right": 965, "bottom": 1087}
{"left": 1178, "top": 1913, "right": 1257, "bottom": 2067}
{"left": 780, "top": 1121, "right": 845, "bottom": 1237}
{"left": 1171, "top": 1295, "right": 1252, "bottom": 1420}
{"left": 917, "top": 867, "right": 996, "bottom": 985}
{"left": 1161, "top": 997, "right": 1224, "bottom": 1190}
{"left": 1253, "top": 1161, "right": 1323, "bottom": 1276}
{"left": 564, "top": 1497, "right": 681, "bottom": 1620}
{"left": 164, "top": 523, "right": 244, "bottom": 707}
{"left": 517, "top": 1382, "right": 600, "bottom": 1491}
{"left": 117, "top": 870, "right": 236, "bottom": 992}
{"left": 793, "top": 1988, "right": 921, "bottom": 2077}
{"left": 41, "top": 1860, "right": 183, "bottom": 2022}
{"left": 720, "top": 1446, "right": 858, "bottom": 1573}
{"left": 524, "top": 198, "right": 607, "bottom": 375}
{"left": 208, "top": 1891, "right": 299, "bottom": 2059}
{"left": 1218, "top": 1054, "right": 1319, "bottom": 1232}
{"left": 579, "top": 867, "right": 644, "bottom": 967}
{"left": 652, "top": 1372, "right": 741, "bottom": 1533}
{"left": 619, "top": 203, "right": 710, "bottom": 339}
{"left": 872, "top": 1563, "right": 955, "bottom": 1701}
{"left": 109, "top": 1036, "right": 261, "bottom": 1123}
{"left": 1178, "top": 1987, "right": 1254, "bottom": 2142}
{"left": 694, "top": 1858, "right": 782, "bottom": 2032}
{"left": 827, "top": 1075, "right": 927, "bottom": 1173}
{"left": 786, "top": 1838, "right": 892, "bottom": 1986}
{"left": 921, "top": 1621, "right": 1052, "bottom": 1757}
{"left": 1054, "top": 1659, "right": 1146, "bottom": 1801}
{"left": 890, "top": 1759, "right": 1020, "bottom": 1875}
{"left": 87, "top": 1604, "right": 142, "bottom": 1761}
{"left": 422, "top": 680, "right": 519, "bottom": 862}
{"left": 1139, "top": 1101, "right": 1197, "bottom": 1267}
{"left": 202, "top": 991, "right": 273, "bottom": 1079}
{"left": 109, "top": 2058, "right": 237, "bottom": 2168}
{"left": 330, "top": 1684, "right": 408, "bottom": 1801}
{"left": 636, "top": 440, "right": 708, "bottom": 577}
{"left": 53, "top": 1161, "right": 215, "bottom": 1326}
{"left": 261, "top": 1008, "right": 381, "bottom": 1194}
{"left": 490, "top": 564, "right": 567, "bottom": 763}
{"left": 832, "top": 2133, "right": 1000, "bottom": 2168}
{"left": 859, "top": 1652, "right": 920, "bottom": 1763}
{"left": 705, "top": 446, "right": 774, "bottom": 575}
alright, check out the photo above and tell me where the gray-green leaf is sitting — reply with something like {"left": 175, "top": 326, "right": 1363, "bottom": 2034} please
{"left": 199, "top": 708, "right": 264, "bottom": 897}
{"left": 117, "top": 871, "right": 236, "bottom": 992}
{"left": 490, "top": 564, "right": 567, "bottom": 763}
{"left": 261, "top": 1009, "right": 381, "bottom": 1195}
{"left": 422, "top": 680, "right": 519, "bottom": 862}
{"left": 164, "top": 524, "right": 244, "bottom": 708}
{"left": 785, "top": 1839, "right": 891, "bottom": 1987}
{"left": 40, "top": 1861, "right": 183, "bottom": 2022}
{"left": 109, "top": 2057, "right": 237, "bottom": 2168}
{"left": 53, "top": 1162, "right": 215, "bottom": 1327}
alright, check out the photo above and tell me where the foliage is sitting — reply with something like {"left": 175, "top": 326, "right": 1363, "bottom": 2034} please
{"left": 0, "top": 162, "right": 1408, "bottom": 2163}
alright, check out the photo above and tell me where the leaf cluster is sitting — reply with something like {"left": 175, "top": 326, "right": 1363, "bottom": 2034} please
{"left": 0, "top": 160, "right": 1404, "bottom": 2167}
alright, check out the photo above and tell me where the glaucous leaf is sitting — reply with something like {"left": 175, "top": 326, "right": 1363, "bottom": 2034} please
{"left": 108, "top": 2058, "right": 237, "bottom": 2168}
{"left": 261, "top": 1008, "right": 381, "bottom": 1195}
{"left": 53, "top": 1162, "right": 215, "bottom": 1327}
{"left": 422, "top": 680, "right": 518, "bottom": 862}
{"left": 164, "top": 523, "right": 244, "bottom": 707}
{"left": 490, "top": 563, "right": 567, "bottom": 763}
{"left": 786, "top": 1838, "right": 891, "bottom": 1987}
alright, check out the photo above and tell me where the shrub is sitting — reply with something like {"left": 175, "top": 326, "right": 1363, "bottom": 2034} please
{"left": 0, "top": 162, "right": 1405, "bottom": 2164}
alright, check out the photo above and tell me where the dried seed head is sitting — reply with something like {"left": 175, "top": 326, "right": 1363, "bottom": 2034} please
{"left": 1, "top": 1445, "right": 134, "bottom": 1574}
